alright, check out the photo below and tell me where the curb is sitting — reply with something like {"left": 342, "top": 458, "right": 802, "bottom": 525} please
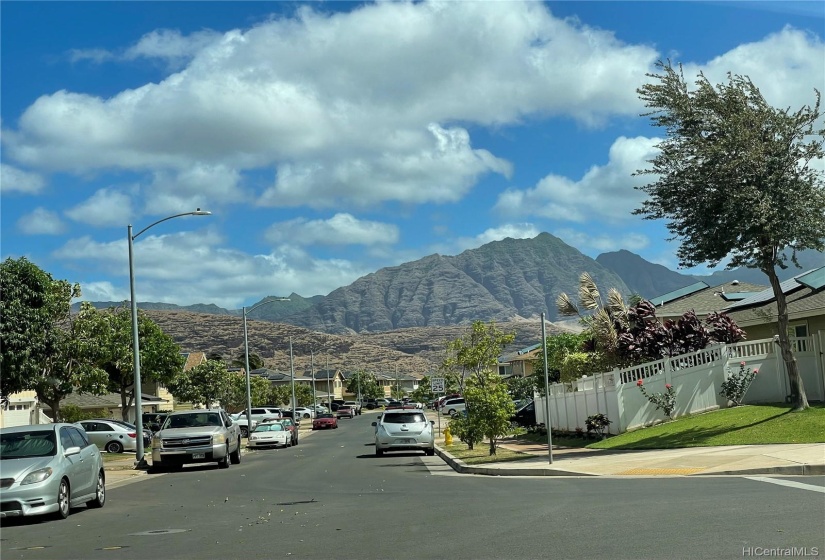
{"left": 434, "top": 445, "right": 592, "bottom": 477}
{"left": 696, "top": 464, "right": 825, "bottom": 477}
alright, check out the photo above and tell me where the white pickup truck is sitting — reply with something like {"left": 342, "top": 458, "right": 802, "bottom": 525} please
{"left": 150, "top": 409, "right": 242, "bottom": 472}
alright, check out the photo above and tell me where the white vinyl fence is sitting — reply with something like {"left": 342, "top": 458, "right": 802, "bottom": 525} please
{"left": 535, "top": 334, "right": 825, "bottom": 435}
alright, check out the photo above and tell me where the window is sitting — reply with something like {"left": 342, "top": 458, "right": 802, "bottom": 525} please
{"left": 788, "top": 322, "right": 808, "bottom": 338}
{"left": 67, "top": 427, "right": 91, "bottom": 448}
{"left": 60, "top": 427, "right": 76, "bottom": 450}
{"left": 383, "top": 413, "right": 426, "bottom": 424}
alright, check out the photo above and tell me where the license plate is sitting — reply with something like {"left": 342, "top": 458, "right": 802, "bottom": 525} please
{"left": 399, "top": 439, "right": 414, "bottom": 444}
{"left": 192, "top": 453, "right": 205, "bottom": 459}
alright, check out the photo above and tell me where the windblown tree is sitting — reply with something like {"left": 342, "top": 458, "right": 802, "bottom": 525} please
{"left": 167, "top": 359, "right": 235, "bottom": 409}
{"left": 97, "top": 306, "right": 185, "bottom": 420}
{"left": 635, "top": 61, "right": 825, "bottom": 410}
{"left": 345, "top": 369, "right": 382, "bottom": 400}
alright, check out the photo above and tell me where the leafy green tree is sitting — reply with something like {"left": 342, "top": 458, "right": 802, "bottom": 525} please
{"left": 96, "top": 306, "right": 185, "bottom": 421}
{"left": 505, "top": 375, "right": 534, "bottom": 401}
{"left": 167, "top": 360, "right": 235, "bottom": 408}
{"left": 345, "top": 370, "right": 382, "bottom": 400}
{"left": 232, "top": 352, "right": 264, "bottom": 371}
{"left": 635, "top": 61, "right": 825, "bottom": 410}
{"left": 294, "top": 384, "right": 314, "bottom": 407}
{"left": 34, "top": 302, "right": 110, "bottom": 421}
{"left": 0, "top": 259, "right": 108, "bottom": 419}
{"left": 269, "top": 385, "right": 291, "bottom": 408}
{"left": 410, "top": 375, "right": 435, "bottom": 405}
{"left": 531, "top": 332, "right": 590, "bottom": 390}
{"left": 1, "top": 257, "right": 65, "bottom": 397}
{"left": 250, "top": 375, "right": 272, "bottom": 406}
{"left": 442, "top": 321, "right": 515, "bottom": 452}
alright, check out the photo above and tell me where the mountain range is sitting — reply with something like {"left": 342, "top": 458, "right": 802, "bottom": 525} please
{"left": 80, "top": 233, "right": 824, "bottom": 334}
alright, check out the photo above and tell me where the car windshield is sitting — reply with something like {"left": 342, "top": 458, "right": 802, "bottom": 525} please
{"left": 383, "top": 413, "right": 426, "bottom": 424}
{"left": 165, "top": 413, "right": 222, "bottom": 428}
{"left": 254, "top": 424, "right": 284, "bottom": 432}
{"left": 0, "top": 431, "right": 57, "bottom": 459}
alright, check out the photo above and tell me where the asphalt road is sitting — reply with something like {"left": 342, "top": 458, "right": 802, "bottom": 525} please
{"left": 2, "top": 412, "right": 824, "bottom": 560}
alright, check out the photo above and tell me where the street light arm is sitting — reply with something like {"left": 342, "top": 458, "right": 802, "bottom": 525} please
{"left": 132, "top": 209, "right": 212, "bottom": 240}
{"left": 243, "top": 297, "right": 291, "bottom": 317}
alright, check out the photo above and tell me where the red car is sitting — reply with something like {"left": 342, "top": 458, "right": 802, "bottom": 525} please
{"left": 336, "top": 405, "right": 355, "bottom": 419}
{"left": 312, "top": 413, "right": 338, "bottom": 430}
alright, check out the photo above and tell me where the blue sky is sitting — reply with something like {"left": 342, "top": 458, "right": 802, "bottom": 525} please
{"left": 2, "top": 1, "right": 823, "bottom": 309}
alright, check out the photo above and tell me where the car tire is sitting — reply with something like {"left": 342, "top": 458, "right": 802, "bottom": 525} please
{"left": 55, "top": 478, "right": 70, "bottom": 520}
{"left": 375, "top": 447, "right": 383, "bottom": 456}
{"left": 218, "top": 446, "right": 230, "bottom": 469}
{"left": 240, "top": 427, "right": 248, "bottom": 439}
{"left": 425, "top": 448, "right": 435, "bottom": 457}
{"left": 87, "top": 470, "right": 106, "bottom": 508}
{"left": 230, "top": 439, "right": 242, "bottom": 464}
{"left": 149, "top": 460, "right": 165, "bottom": 474}
{"left": 302, "top": 413, "right": 311, "bottom": 419}
{"left": 448, "top": 409, "right": 457, "bottom": 417}
{"left": 105, "top": 441, "right": 124, "bottom": 454}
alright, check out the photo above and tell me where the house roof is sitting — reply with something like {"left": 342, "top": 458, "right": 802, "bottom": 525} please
{"left": 724, "top": 282, "right": 825, "bottom": 326}
{"left": 723, "top": 266, "right": 825, "bottom": 311}
{"left": 651, "top": 281, "right": 768, "bottom": 318}
{"left": 182, "top": 351, "right": 207, "bottom": 371}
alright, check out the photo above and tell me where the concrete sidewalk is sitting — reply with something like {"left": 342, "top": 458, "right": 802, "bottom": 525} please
{"left": 435, "top": 438, "right": 825, "bottom": 477}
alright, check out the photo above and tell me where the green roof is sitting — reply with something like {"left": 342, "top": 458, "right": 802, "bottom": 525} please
{"left": 650, "top": 281, "right": 709, "bottom": 306}
{"left": 797, "top": 266, "right": 825, "bottom": 291}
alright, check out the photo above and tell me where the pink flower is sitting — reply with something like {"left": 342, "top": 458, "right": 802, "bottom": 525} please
{"left": 637, "top": 379, "right": 643, "bottom": 386}
{"left": 753, "top": 369, "right": 758, "bottom": 375}
{"left": 665, "top": 384, "right": 672, "bottom": 389}
{"left": 740, "top": 361, "right": 745, "bottom": 366}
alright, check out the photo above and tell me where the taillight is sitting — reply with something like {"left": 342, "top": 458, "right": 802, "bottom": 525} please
{"left": 127, "top": 432, "right": 137, "bottom": 438}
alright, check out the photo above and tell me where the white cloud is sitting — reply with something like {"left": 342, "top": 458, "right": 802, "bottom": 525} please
{"left": 0, "top": 164, "right": 46, "bottom": 194}
{"left": 65, "top": 188, "right": 134, "bottom": 227}
{"left": 495, "top": 136, "right": 660, "bottom": 223}
{"left": 17, "top": 207, "right": 66, "bottom": 235}
{"left": 54, "top": 229, "right": 369, "bottom": 306}
{"left": 68, "top": 48, "right": 115, "bottom": 64}
{"left": 124, "top": 29, "right": 222, "bottom": 66}
{"left": 428, "top": 223, "right": 542, "bottom": 256}
{"left": 265, "top": 213, "right": 399, "bottom": 246}
{"left": 552, "top": 228, "right": 649, "bottom": 254}
{"left": 144, "top": 163, "right": 247, "bottom": 215}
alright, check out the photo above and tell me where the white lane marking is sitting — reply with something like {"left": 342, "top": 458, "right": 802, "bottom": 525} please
{"left": 746, "top": 476, "right": 825, "bottom": 494}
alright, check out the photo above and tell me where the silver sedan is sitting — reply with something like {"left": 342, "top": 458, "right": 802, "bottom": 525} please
{"left": 0, "top": 423, "right": 106, "bottom": 520}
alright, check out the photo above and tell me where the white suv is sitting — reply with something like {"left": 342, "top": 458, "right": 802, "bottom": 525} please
{"left": 440, "top": 398, "right": 466, "bottom": 417}
{"left": 232, "top": 407, "right": 282, "bottom": 437}
{"left": 372, "top": 409, "right": 435, "bottom": 456}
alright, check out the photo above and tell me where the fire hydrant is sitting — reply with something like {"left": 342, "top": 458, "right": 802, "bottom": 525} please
{"left": 444, "top": 426, "right": 453, "bottom": 446}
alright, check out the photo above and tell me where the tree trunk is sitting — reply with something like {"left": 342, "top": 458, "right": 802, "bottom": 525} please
{"left": 488, "top": 438, "right": 497, "bottom": 456}
{"left": 120, "top": 387, "right": 136, "bottom": 422}
{"left": 764, "top": 267, "right": 809, "bottom": 411}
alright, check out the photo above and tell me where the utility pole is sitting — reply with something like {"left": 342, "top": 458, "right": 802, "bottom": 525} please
{"left": 311, "top": 350, "right": 317, "bottom": 414}
{"left": 326, "top": 356, "right": 331, "bottom": 407}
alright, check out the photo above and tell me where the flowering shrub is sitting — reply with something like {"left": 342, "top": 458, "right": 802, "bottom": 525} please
{"left": 720, "top": 362, "right": 758, "bottom": 406}
{"left": 637, "top": 379, "right": 677, "bottom": 419}
{"left": 585, "top": 413, "right": 612, "bottom": 438}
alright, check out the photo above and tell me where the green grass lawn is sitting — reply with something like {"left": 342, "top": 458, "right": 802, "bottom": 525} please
{"left": 443, "top": 442, "right": 534, "bottom": 464}
{"left": 588, "top": 403, "right": 825, "bottom": 450}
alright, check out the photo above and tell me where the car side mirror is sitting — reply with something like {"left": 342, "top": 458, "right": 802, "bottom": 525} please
{"left": 64, "top": 446, "right": 81, "bottom": 456}
{"left": 226, "top": 418, "right": 233, "bottom": 427}
{"left": 430, "top": 421, "right": 435, "bottom": 425}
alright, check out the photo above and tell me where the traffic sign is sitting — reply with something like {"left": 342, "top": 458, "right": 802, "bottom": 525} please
{"left": 431, "top": 377, "right": 445, "bottom": 393}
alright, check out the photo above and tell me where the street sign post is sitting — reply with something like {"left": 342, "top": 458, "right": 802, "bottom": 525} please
{"left": 431, "top": 378, "right": 445, "bottom": 393}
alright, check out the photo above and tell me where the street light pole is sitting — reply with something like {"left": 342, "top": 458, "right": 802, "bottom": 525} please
{"left": 128, "top": 209, "right": 211, "bottom": 469}
{"left": 326, "top": 356, "right": 331, "bottom": 406}
{"left": 541, "top": 312, "right": 554, "bottom": 464}
{"left": 289, "top": 337, "right": 297, "bottom": 414}
{"left": 242, "top": 297, "right": 290, "bottom": 436}
{"left": 311, "top": 351, "right": 317, "bottom": 413}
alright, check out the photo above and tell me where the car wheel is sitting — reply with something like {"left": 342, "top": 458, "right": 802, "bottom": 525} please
{"left": 55, "top": 478, "right": 70, "bottom": 519}
{"left": 425, "top": 448, "right": 435, "bottom": 457}
{"left": 448, "top": 409, "right": 457, "bottom": 417}
{"left": 240, "top": 427, "right": 248, "bottom": 439}
{"left": 302, "top": 413, "right": 311, "bottom": 419}
{"left": 375, "top": 447, "right": 383, "bottom": 456}
{"left": 87, "top": 470, "right": 106, "bottom": 508}
{"left": 105, "top": 440, "right": 124, "bottom": 454}
{"left": 149, "top": 460, "right": 165, "bottom": 474}
{"left": 218, "top": 446, "right": 230, "bottom": 469}
{"left": 230, "top": 439, "right": 242, "bottom": 464}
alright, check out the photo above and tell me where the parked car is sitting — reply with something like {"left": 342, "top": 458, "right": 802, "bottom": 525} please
{"left": 278, "top": 417, "right": 299, "bottom": 446}
{"left": 150, "top": 409, "right": 242, "bottom": 472}
{"left": 372, "top": 409, "right": 435, "bottom": 456}
{"left": 329, "top": 400, "right": 346, "bottom": 412}
{"left": 247, "top": 422, "right": 291, "bottom": 449}
{"left": 76, "top": 419, "right": 143, "bottom": 454}
{"left": 510, "top": 399, "right": 537, "bottom": 428}
{"left": 375, "top": 398, "right": 391, "bottom": 408}
{"left": 313, "top": 404, "right": 329, "bottom": 414}
{"left": 364, "top": 399, "right": 378, "bottom": 410}
{"left": 292, "top": 407, "right": 316, "bottom": 420}
{"left": 336, "top": 405, "right": 355, "bottom": 419}
{"left": 435, "top": 394, "right": 461, "bottom": 410}
{"left": 441, "top": 398, "right": 466, "bottom": 417}
{"left": 312, "top": 413, "right": 338, "bottom": 430}
{"left": 0, "top": 423, "right": 106, "bottom": 520}
{"left": 343, "top": 401, "right": 362, "bottom": 415}
{"left": 231, "top": 407, "right": 283, "bottom": 438}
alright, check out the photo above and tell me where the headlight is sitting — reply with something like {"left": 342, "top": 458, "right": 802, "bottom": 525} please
{"left": 21, "top": 467, "right": 53, "bottom": 485}
{"left": 213, "top": 433, "right": 227, "bottom": 445}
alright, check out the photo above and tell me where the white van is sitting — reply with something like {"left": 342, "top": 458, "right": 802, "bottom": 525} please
{"left": 440, "top": 398, "right": 466, "bottom": 416}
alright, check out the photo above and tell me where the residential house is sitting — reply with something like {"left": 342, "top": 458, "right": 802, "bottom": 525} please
{"left": 650, "top": 280, "right": 768, "bottom": 321}
{"left": 498, "top": 343, "right": 542, "bottom": 378}
{"left": 154, "top": 351, "right": 208, "bottom": 411}
{"left": 0, "top": 390, "right": 50, "bottom": 428}
{"left": 41, "top": 392, "right": 166, "bottom": 423}
{"left": 369, "top": 371, "right": 419, "bottom": 398}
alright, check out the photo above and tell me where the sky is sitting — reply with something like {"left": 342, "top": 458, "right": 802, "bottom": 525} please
{"left": 1, "top": 1, "right": 823, "bottom": 310}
